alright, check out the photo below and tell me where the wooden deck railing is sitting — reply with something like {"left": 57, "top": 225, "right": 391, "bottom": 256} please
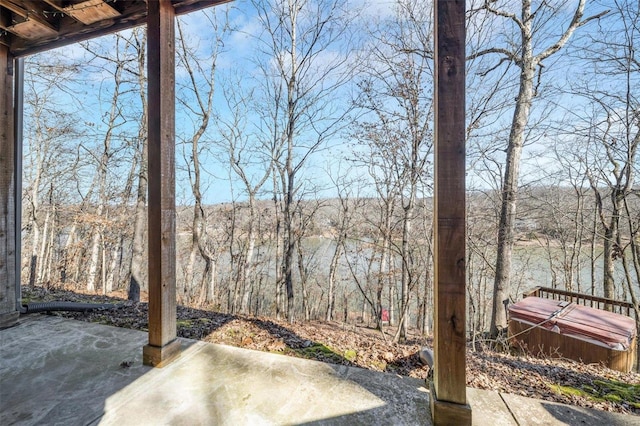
{"left": 524, "top": 286, "right": 636, "bottom": 319}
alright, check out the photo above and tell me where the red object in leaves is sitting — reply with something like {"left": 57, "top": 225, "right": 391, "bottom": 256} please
{"left": 381, "top": 309, "right": 389, "bottom": 322}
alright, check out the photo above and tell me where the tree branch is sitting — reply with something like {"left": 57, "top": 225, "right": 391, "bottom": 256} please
{"left": 536, "top": 3, "right": 609, "bottom": 62}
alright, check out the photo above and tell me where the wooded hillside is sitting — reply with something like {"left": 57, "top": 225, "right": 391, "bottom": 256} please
{"left": 20, "top": 0, "right": 640, "bottom": 343}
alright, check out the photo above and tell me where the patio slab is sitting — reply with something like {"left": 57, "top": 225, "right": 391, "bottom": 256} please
{"left": 1, "top": 315, "right": 639, "bottom": 425}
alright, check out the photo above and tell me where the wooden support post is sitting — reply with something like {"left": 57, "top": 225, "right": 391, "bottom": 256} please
{"left": 0, "top": 45, "right": 19, "bottom": 329}
{"left": 431, "top": 0, "right": 471, "bottom": 424}
{"left": 143, "top": 0, "right": 180, "bottom": 367}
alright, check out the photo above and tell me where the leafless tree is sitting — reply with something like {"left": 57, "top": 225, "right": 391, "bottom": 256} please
{"left": 568, "top": 0, "right": 640, "bottom": 305}
{"left": 217, "top": 78, "right": 272, "bottom": 314}
{"left": 470, "top": 0, "right": 607, "bottom": 336}
{"left": 127, "top": 28, "right": 149, "bottom": 302}
{"left": 23, "top": 57, "right": 81, "bottom": 288}
{"left": 251, "top": 0, "right": 355, "bottom": 321}
{"left": 352, "top": 0, "right": 434, "bottom": 341}
{"left": 176, "top": 9, "right": 230, "bottom": 306}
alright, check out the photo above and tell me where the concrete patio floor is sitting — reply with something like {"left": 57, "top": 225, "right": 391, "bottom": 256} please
{"left": 1, "top": 316, "right": 639, "bottom": 425}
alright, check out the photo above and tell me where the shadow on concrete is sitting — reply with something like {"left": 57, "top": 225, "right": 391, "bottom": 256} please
{"left": 293, "top": 364, "right": 431, "bottom": 425}
{"left": 541, "top": 402, "right": 639, "bottom": 426}
{"left": 0, "top": 315, "right": 156, "bottom": 425}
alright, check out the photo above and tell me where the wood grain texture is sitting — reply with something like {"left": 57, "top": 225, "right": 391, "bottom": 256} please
{"left": 433, "top": 0, "right": 467, "bottom": 410}
{"left": 145, "top": 0, "right": 177, "bottom": 356}
{"left": 63, "top": 0, "right": 121, "bottom": 26}
{"left": 430, "top": 382, "right": 472, "bottom": 426}
{"left": 0, "top": 45, "right": 19, "bottom": 328}
{"left": 509, "top": 320, "right": 636, "bottom": 373}
{"left": 4, "top": 1, "right": 230, "bottom": 57}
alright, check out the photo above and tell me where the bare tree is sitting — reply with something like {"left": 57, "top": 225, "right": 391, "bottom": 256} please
{"left": 176, "top": 9, "right": 230, "bottom": 306}
{"left": 352, "top": 0, "right": 434, "bottom": 341}
{"left": 325, "top": 167, "right": 363, "bottom": 322}
{"left": 569, "top": 0, "right": 640, "bottom": 304}
{"left": 471, "top": 0, "right": 607, "bottom": 336}
{"left": 23, "top": 58, "right": 80, "bottom": 288}
{"left": 81, "top": 36, "right": 132, "bottom": 294}
{"left": 217, "top": 79, "right": 272, "bottom": 314}
{"left": 251, "top": 0, "right": 355, "bottom": 321}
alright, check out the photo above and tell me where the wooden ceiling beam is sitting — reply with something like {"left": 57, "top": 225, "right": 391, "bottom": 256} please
{"left": 63, "top": 0, "right": 121, "bottom": 26}
{"left": 40, "top": 0, "right": 66, "bottom": 16}
{"left": 4, "top": 19, "right": 58, "bottom": 41}
{"left": 0, "top": 0, "right": 58, "bottom": 40}
{"left": 0, "top": 0, "right": 28, "bottom": 18}
{"left": 41, "top": 0, "right": 64, "bottom": 9}
{"left": 5, "top": 0, "right": 232, "bottom": 57}
{"left": 0, "top": 0, "right": 57, "bottom": 27}
{"left": 172, "top": 0, "right": 232, "bottom": 16}
{"left": 9, "top": 1, "right": 146, "bottom": 56}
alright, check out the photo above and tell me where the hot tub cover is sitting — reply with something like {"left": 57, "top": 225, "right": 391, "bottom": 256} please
{"left": 508, "top": 297, "right": 637, "bottom": 351}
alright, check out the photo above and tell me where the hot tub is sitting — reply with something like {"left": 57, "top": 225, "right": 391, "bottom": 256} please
{"left": 508, "top": 296, "right": 637, "bottom": 372}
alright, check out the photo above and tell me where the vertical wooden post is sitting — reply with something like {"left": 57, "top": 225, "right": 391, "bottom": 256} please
{"left": 431, "top": 0, "right": 471, "bottom": 424}
{"left": 143, "top": 0, "right": 181, "bottom": 367}
{"left": 0, "top": 45, "right": 19, "bottom": 329}
{"left": 15, "top": 58, "right": 24, "bottom": 313}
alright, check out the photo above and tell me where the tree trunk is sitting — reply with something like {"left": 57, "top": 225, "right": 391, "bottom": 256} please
{"left": 36, "top": 206, "right": 51, "bottom": 285}
{"left": 42, "top": 209, "right": 56, "bottom": 286}
{"left": 86, "top": 225, "right": 102, "bottom": 293}
{"left": 603, "top": 220, "right": 617, "bottom": 301}
{"left": 397, "top": 204, "right": 412, "bottom": 342}
{"left": 128, "top": 29, "right": 148, "bottom": 302}
{"left": 28, "top": 221, "right": 39, "bottom": 288}
{"left": 486, "top": 0, "right": 592, "bottom": 337}
{"left": 490, "top": 51, "right": 535, "bottom": 337}
{"left": 326, "top": 236, "right": 343, "bottom": 322}
{"left": 296, "top": 237, "right": 311, "bottom": 321}
{"left": 240, "top": 195, "right": 258, "bottom": 313}
{"left": 591, "top": 203, "right": 598, "bottom": 296}
{"left": 105, "top": 239, "right": 121, "bottom": 294}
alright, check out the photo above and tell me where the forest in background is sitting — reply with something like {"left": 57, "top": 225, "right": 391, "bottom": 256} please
{"left": 19, "top": 0, "right": 640, "bottom": 342}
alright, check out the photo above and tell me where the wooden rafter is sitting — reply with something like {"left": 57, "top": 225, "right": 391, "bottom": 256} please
{"left": 63, "top": 0, "right": 121, "bottom": 26}
{"left": 0, "top": 0, "right": 58, "bottom": 40}
{"left": 2, "top": 0, "right": 230, "bottom": 57}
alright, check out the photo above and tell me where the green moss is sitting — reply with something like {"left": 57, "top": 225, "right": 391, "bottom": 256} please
{"left": 550, "top": 384, "right": 588, "bottom": 398}
{"left": 344, "top": 349, "right": 357, "bottom": 362}
{"left": 603, "top": 393, "right": 623, "bottom": 403}
{"left": 549, "top": 380, "right": 640, "bottom": 409}
{"left": 177, "top": 319, "right": 193, "bottom": 327}
{"left": 593, "top": 380, "right": 640, "bottom": 408}
{"left": 289, "top": 344, "right": 344, "bottom": 363}
{"left": 371, "top": 360, "right": 387, "bottom": 371}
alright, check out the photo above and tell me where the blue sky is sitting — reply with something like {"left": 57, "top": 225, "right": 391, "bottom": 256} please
{"left": 21, "top": 0, "right": 637, "bottom": 206}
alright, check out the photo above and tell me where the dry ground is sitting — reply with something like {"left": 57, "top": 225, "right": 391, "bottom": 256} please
{"left": 21, "top": 286, "right": 640, "bottom": 416}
